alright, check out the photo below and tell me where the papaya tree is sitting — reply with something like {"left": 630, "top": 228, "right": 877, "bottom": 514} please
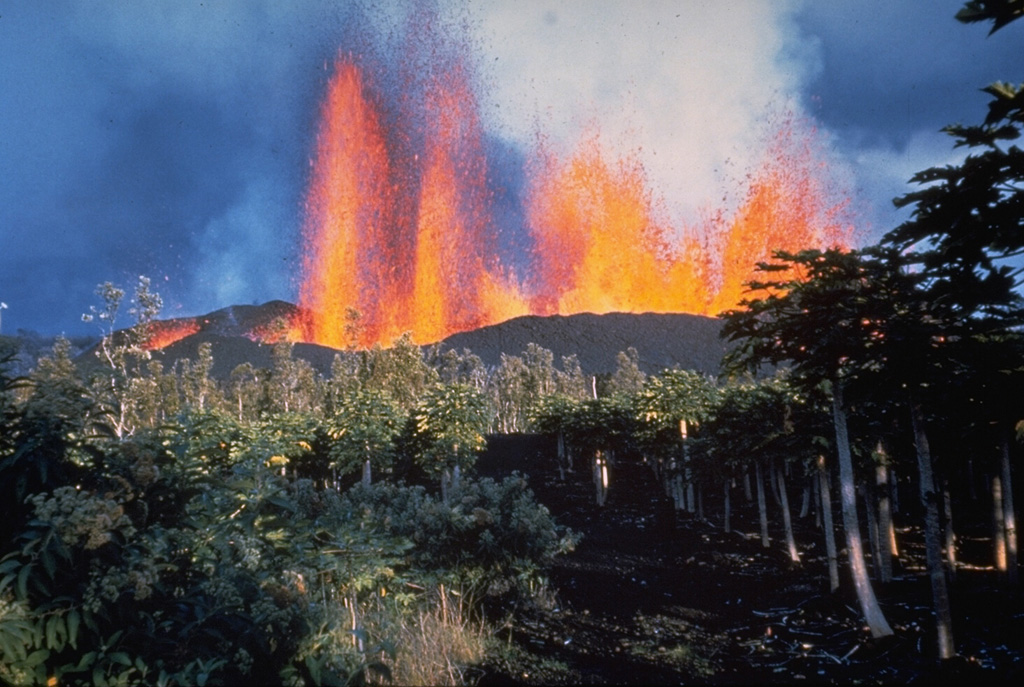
{"left": 531, "top": 394, "right": 583, "bottom": 480}
{"left": 633, "top": 369, "right": 719, "bottom": 512}
{"left": 411, "top": 383, "right": 490, "bottom": 501}
{"left": 328, "top": 388, "right": 404, "bottom": 487}
{"left": 721, "top": 247, "right": 895, "bottom": 638}
{"left": 880, "top": 4, "right": 1024, "bottom": 606}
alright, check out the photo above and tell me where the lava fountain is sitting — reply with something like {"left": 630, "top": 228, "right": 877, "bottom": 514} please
{"left": 296, "top": 15, "right": 852, "bottom": 350}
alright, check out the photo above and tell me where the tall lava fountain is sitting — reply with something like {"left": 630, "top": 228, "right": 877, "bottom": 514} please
{"left": 297, "top": 13, "right": 851, "bottom": 350}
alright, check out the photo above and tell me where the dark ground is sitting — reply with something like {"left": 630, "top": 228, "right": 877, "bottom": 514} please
{"left": 475, "top": 450, "right": 1024, "bottom": 685}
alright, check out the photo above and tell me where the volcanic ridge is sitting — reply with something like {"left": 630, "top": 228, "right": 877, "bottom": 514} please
{"left": 127, "top": 301, "right": 727, "bottom": 379}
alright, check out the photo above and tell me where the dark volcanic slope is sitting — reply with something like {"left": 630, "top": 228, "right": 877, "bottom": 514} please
{"left": 432, "top": 311, "right": 726, "bottom": 376}
{"left": 77, "top": 304, "right": 728, "bottom": 379}
{"left": 152, "top": 335, "right": 340, "bottom": 380}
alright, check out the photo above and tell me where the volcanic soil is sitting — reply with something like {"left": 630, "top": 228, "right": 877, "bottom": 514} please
{"left": 475, "top": 452, "right": 1024, "bottom": 685}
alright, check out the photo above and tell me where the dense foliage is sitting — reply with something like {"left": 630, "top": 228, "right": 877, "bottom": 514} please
{"left": 0, "top": 314, "right": 577, "bottom": 686}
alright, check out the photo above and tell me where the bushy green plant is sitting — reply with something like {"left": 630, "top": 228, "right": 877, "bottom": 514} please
{"left": 338, "top": 476, "right": 578, "bottom": 601}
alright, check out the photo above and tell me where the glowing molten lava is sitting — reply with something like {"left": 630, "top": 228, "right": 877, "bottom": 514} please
{"left": 296, "top": 28, "right": 852, "bottom": 349}
{"left": 297, "top": 49, "right": 529, "bottom": 350}
{"left": 142, "top": 319, "right": 202, "bottom": 351}
{"left": 526, "top": 133, "right": 712, "bottom": 316}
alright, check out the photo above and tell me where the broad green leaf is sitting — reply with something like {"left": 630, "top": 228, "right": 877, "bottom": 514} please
{"left": 24, "top": 648, "right": 49, "bottom": 667}
{"left": 108, "top": 652, "right": 132, "bottom": 667}
{"left": 16, "top": 562, "right": 32, "bottom": 599}
{"left": 67, "top": 609, "right": 80, "bottom": 649}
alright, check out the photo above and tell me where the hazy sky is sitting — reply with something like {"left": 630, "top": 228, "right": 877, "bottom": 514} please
{"left": 1, "top": 0, "right": 1020, "bottom": 336}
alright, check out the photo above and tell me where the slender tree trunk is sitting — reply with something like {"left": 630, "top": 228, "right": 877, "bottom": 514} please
{"left": 994, "top": 472, "right": 1007, "bottom": 572}
{"left": 769, "top": 460, "right": 782, "bottom": 507}
{"left": 799, "top": 479, "right": 812, "bottom": 519}
{"left": 815, "top": 469, "right": 823, "bottom": 530}
{"left": 942, "top": 476, "right": 957, "bottom": 580}
{"left": 862, "top": 481, "right": 881, "bottom": 580}
{"left": 362, "top": 458, "right": 372, "bottom": 487}
{"left": 452, "top": 463, "right": 461, "bottom": 492}
{"left": 755, "top": 461, "right": 770, "bottom": 548}
{"left": 441, "top": 468, "right": 450, "bottom": 503}
{"left": 967, "top": 457, "right": 979, "bottom": 502}
{"left": 724, "top": 480, "right": 732, "bottom": 534}
{"left": 557, "top": 430, "right": 566, "bottom": 481}
{"left": 890, "top": 466, "right": 900, "bottom": 515}
{"left": 833, "top": 380, "right": 893, "bottom": 638}
{"left": 682, "top": 422, "right": 695, "bottom": 514}
{"left": 908, "top": 394, "right": 955, "bottom": 660}
{"left": 744, "top": 470, "right": 753, "bottom": 501}
{"left": 594, "top": 451, "right": 608, "bottom": 507}
{"left": 876, "top": 460, "right": 895, "bottom": 582}
{"left": 1000, "top": 430, "right": 1018, "bottom": 585}
{"left": 777, "top": 459, "right": 800, "bottom": 563}
{"left": 818, "top": 455, "right": 840, "bottom": 593}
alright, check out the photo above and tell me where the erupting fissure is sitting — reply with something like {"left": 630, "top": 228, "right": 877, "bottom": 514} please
{"left": 295, "top": 24, "right": 852, "bottom": 350}
{"left": 141, "top": 319, "right": 203, "bottom": 351}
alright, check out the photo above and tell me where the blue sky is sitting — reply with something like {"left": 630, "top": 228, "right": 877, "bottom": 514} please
{"left": 0, "top": 1, "right": 1020, "bottom": 336}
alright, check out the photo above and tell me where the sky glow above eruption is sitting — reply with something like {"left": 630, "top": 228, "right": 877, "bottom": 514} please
{"left": 295, "top": 8, "right": 852, "bottom": 349}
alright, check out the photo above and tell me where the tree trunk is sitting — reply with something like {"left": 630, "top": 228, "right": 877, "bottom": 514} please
{"left": 814, "top": 469, "right": 823, "bottom": 529}
{"left": 681, "top": 422, "right": 695, "bottom": 514}
{"left": 724, "top": 480, "right": 732, "bottom": 534}
{"left": 452, "top": 463, "right": 461, "bottom": 492}
{"left": 890, "top": 466, "right": 900, "bottom": 515}
{"left": 743, "top": 470, "right": 753, "bottom": 501}
{"left": 876, "top": 461, "right": 895, "bottom": 582}
{"left": 755, "top": 461, "right": 770, "bottom": 548}
{"left": 557, "top": 430, "right": 566, "bottom": 481}
{"left": 769, "top": 460, "right": 782, "bottom": 507}
{"left": 799, "top": 479, "right": 812, "bottom": 519}
{"left": 441, "top": 468, "right": 450, "bottom": 503}
{"left": 594, "top": 451, "right": 608, "bottom": 507}
{"left": 862, "top": 481, "right": 881, "bottom": 580}
{"left": 994, "top": 472, "right": 1007, "bottom": 572}
{"left": 362, "top": 458, "right": 372, "bottom": 487}
{"left": 833, "top": 380, "right": 893, "bottom": 638}
{"left": 942, "top": 476, "right": 957, "bottom": 580}
{"left": 1000, "top": 430, "right": 1018, "bottom": 585}
{"left": 777, "top": 459, "right": 800, "bottom": 563}
{"left": 818, "top": 455, "right": 840, "bottom": 593}
{"left": 908, "top": 394, "right": 955, "bottom": 660}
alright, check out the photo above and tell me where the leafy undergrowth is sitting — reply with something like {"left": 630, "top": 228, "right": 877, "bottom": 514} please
{"left": 476, "top": 458, "right": 1024, "bottom": 685}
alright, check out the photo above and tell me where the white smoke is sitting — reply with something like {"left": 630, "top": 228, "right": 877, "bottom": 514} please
{"left": 467, "top": 1, "right": 823, "bottom": 226}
